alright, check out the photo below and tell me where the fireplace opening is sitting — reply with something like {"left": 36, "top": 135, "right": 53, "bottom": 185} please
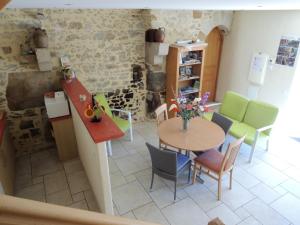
{"left": 6, "top": 71, "right": 62, "bottom": 111}
{"left": 146, "top": 71, "right": 166, "bottom": 115}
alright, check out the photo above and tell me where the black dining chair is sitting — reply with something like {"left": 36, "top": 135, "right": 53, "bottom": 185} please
{"left": 211, "top": 112, "right": 233, "bottom": 152}
{"left": 145, "top": 143, "right": 192, "bottom": 200}
{"left": 193, "top": 112, "right": 233, "bottom": 156}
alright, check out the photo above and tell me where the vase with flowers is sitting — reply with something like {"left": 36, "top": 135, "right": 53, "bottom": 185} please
{"left": 169, "top": 92, "right": 210, "bottom": 131}
{"left": 61, "top": 66, "right": 76, "bottom": 83}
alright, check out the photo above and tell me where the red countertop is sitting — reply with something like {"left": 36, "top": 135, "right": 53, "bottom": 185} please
{"left": 0, "top": 112, "right": 6, "bottom": 145}
{"left": 62, "top": 79, "right": 124, "bottom": 143}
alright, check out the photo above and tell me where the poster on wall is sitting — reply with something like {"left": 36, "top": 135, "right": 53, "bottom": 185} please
{"left": 275, "top": 36, "right": 300, "bottom": 67}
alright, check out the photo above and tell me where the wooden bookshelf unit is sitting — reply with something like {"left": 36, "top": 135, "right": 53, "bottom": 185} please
{"left": 166, "top": 43, "right": 207, "bottom": 117}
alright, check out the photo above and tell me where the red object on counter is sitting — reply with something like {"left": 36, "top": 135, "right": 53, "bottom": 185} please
{"left": 0, "top": 112, "right": 6, "bottom": 145}
{"left": 61, "top": 79, "right": 124, "bottom": 143}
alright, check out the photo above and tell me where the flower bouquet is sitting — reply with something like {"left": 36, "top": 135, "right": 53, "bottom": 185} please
{"left": 169, "top": 92, "right": 210, "bottom": 130}
{"left": 84, "top": 103, "right": 104, "bottom": 123}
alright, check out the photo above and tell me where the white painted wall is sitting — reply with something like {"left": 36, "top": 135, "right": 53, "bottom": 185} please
{"left": 217, "top": 11, "right": 300, "bottom": 108}
{"left": 70, "top": 101, "right": 113, "bottom": 215}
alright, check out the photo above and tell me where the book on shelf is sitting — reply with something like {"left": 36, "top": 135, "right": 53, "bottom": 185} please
{"left": 179, "top": 86, "right": 199, "bottom": 95}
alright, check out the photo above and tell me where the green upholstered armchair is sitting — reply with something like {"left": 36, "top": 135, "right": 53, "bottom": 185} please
{"left": 94, "top": 94, "right": 133, "bottom": 155}
{"left": 204, "top": 91, "right": 278, "bottom": 163}
{"left": 239, "top": 100, "right": 278, "bottom": 162}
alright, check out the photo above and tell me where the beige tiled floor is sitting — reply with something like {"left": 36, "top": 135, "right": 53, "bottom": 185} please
{"left": 15, "top": 121, "right": 300, "bottom": 225}
{"left": 14, "top": 150, "right": 98, "bottom": 211}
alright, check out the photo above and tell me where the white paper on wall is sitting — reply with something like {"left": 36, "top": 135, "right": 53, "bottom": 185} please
{"left": 248, "top": 53, "right": 269, "bottom": 85}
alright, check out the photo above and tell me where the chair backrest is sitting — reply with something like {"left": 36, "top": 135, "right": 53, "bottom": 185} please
{"left": 243, "top": 100, "right": 278, "bottom": 135}
{"left": 222, "top": 136, "right": 245, "bottom": 172}
{"left": 94, "top": 94, "right": 113, "bottom": 117}
{"left": 145, "top": 143, "right": 176, "bottom": 175}
{"left": 211, "top": 112, "right": 233, "bottom": 135}
{"left": 220, "top": 91, "right": 249, "bottom": 122}
{"left": 155, "top": 103, "right": 168, "bottom": 125}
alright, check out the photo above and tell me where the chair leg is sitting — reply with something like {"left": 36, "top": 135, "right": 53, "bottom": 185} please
{"left": 129, "top": 125, "right": 133, "bottom": 142}
{"left": 150, "top": 171, "right": 154, "bottom": 190}
{"left": 218, "top": 178, "right": 222, "bottom": 200}
{"left": 266, "top": 138, "right": 270, "bottom": 151}
{"left": 218, "top": 144, "right": 223, "bottom": 152}
{"left": 107, "top": 141, "right": 112, "bottom": 157}
{"left": 188, "top": 164, "right": 191, "bottom": 183}
{"left": 249, "top": 143, "right": 256, "bottom": 163}
{"left": 229, "top": 170, "right": 233, "bottom": 190}
{"left": 192, "top": 164, "right": 198, "bottom": 184}
{"left": 174, "top": 180, "right": 177, "bottom": 201}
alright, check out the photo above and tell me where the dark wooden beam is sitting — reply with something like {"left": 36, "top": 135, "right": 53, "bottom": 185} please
{"left": 0, "top": 0, "right": 10, "bottom": 10}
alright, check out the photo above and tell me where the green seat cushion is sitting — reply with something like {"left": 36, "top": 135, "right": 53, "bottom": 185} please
{"left": 229, "top": 122, "right": 268, "bottom": 145}
{"left": 94, "top": 94, "right": 113, "bottom": 117}
{"left": 220, "top": 91, "right": 249, "bottom": 122}
{"left": 244, "top": 100, "right": 278, "bottom": 135}
{"left": 112, "top": 116, "right": 130, "bottom": 132}
{"left": 203, "top": 112, "right": 213, "bottom": 121}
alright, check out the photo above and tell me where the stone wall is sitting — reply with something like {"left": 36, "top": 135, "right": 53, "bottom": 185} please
{"left": 145, "top": 10, "right": 233, "bottom": 116}
{"left": 0, "top": 8, "right": 232, "bottom": 156}
{"left": 0, "top": 9, "right": 147, "bottom": 156}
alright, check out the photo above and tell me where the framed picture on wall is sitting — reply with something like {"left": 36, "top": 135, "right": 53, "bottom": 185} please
{"left": 275, "top": 36, "right": 300, "bottom": 67}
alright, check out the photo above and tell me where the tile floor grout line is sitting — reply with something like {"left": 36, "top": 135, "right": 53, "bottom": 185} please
{"left": 268, "top": 193, "right": 293, "bottom": 225}
{"left": 14, "top": 122, "right": 300, "bottom": 225}
{"left": 62, "top": 161, "right": 75, "bottom": 204}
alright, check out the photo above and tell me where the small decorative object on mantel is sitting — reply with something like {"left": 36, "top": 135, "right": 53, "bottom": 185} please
{"left": 84, "top": 104, "right": 103, "bottom": 123}
{"left": 60, "top": 55, "right": 76, "bottom": 83}
{"left": 33, "top": 28, "right": 48, "bottom": 48}
{"left": 84, "top": 95, "right": 105, "bottom": 123}
{"left": 169, "top": 91, "right": 210, "bottom": 131}
{"left": 154, "top": 27, "right": 165, "bottom": 43}
{"left": 145, "top": 27, "right": 165, "bottom": 43}
{"left": 61, "top": 66, "right": 76, "bottom": 83}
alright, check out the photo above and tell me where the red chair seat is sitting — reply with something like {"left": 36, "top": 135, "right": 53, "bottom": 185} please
{"left": 194, "top": 149, "right": 224, "bottom": 173}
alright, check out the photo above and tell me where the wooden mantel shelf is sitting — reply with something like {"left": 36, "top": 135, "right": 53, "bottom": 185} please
{"left": 61, "top": 79, "right": 124, "bottom": 143}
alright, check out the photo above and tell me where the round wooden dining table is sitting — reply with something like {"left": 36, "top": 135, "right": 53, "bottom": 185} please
{"left": 158, "top": 117, "right": 225, "bottom": 152}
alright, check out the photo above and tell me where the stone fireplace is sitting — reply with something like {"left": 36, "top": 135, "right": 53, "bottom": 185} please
{"left": 146, "top": 71, "right": 166, "bottom": 117}
{"left": 6, "top": 71, "right": 62, "bottom": 156}
{"left": 6, "top": 71, "right": 62, "bottom": 111}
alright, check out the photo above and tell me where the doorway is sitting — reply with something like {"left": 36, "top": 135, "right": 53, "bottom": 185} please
{"left": 202, "top": 27, "right": 223, "bottom": 101}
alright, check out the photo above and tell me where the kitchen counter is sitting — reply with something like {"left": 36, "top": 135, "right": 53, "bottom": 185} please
{"left": 61, "top": 79, "right": 124, "bottom": 143}
{"left": 62, "top": 78, "right": 121, "bottom": 215}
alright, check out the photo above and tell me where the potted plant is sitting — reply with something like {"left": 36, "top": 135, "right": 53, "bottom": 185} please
{"left": 61, "top": 66, "right": 76, "bottom": 83}
{"left": 84, "top": 103, "right": 104, "bottom": 123}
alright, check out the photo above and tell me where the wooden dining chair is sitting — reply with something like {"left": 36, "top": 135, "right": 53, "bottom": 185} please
{"left": 192, "top": 136, "right": 245, "bottom": 200}
{"left": 155, "top": 103, "right": 168, "bottom": 125}
{"left": 155, "top": 103, "right": 168, "bottom": 148}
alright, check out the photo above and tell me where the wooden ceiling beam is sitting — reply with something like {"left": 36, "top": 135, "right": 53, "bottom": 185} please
{"left": 0, "top": 0, "right": 10, "bottom": 10}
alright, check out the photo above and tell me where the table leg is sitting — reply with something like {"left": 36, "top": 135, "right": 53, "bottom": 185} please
{"left": 196, "top": 174, "right": 204, "bottom": 184}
